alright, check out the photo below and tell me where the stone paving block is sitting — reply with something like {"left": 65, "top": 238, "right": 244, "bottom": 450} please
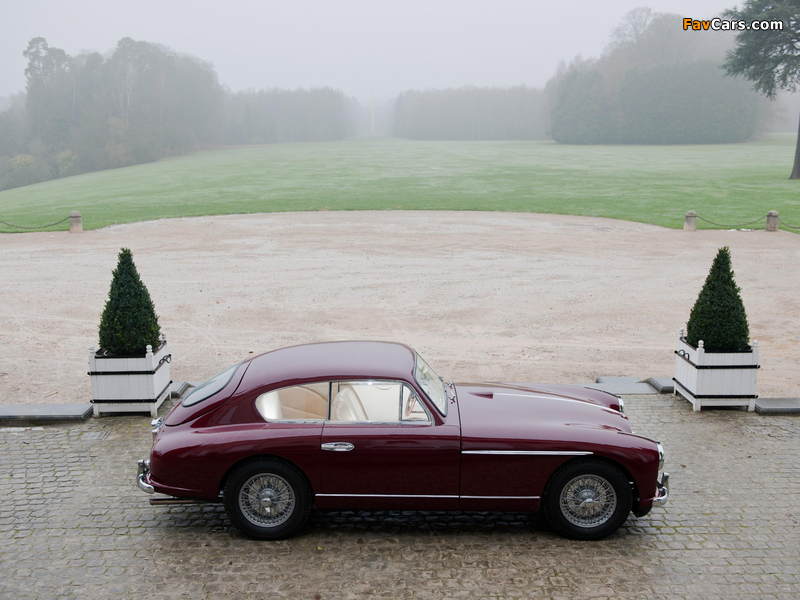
{"left": 755, "top": 398, "right": 800, "bottom": 414}
{"left": 0, "top": 404, "right": 92, "bottom": 422}
{"left": 1, "top": 395, "right": 799, "bottom": 598}
{"left": 169, "top": 381, "right": 190, "bottom": 398}
{"left": 645, "top": 377, "right": 675, "bottom": 394}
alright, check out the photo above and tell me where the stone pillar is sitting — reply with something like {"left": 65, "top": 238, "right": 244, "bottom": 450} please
{"left": 765, "top": 210, "right": 779, "bottom": 232}
{"left": 684, "top": 211, "right": 697, "bottom": 232}
{"left": 69, "top": 211, "right": 83, "bottom": 233}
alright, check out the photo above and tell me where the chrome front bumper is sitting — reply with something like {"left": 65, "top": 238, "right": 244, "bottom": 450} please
{"left": 137, "top": 459, "right": 154, "bottom": 494}
{"left": 652, "top": 472, "right": 669, "bottom": 507}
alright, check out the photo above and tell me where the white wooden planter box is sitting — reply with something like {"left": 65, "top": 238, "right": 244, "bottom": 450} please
{"left": 89, "top": 340, "right": 172, "bottom": 417}
{"left": 673, "top": 332, "right": 759, "bottom": 412}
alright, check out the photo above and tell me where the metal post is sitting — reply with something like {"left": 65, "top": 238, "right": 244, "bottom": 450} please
{"left": 69, "top": 211, "right": 83, "bottom": 233}
{"left": 684, "top": 211, "right": 697, "bottom": 232}
{"left": 765, "top": 210, "right": 779, "bottom": 232}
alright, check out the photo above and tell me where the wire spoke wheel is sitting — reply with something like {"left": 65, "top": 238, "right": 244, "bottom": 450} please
{"left": 238, "top": 473, "right": 296, "bottom": 527}
{"left": 559, "top": 474, "right": 617, "bottom": 528}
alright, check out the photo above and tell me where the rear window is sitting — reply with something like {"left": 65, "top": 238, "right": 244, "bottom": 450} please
{"left": 182, "top": 363, "right": 240, "bottom": 406}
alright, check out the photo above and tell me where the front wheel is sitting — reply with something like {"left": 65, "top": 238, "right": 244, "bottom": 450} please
{"left": 223, "top": 458, "right": 312, "bottom": 540}
{"left": 543, "top": 459, "right": 631, "bottom": 540}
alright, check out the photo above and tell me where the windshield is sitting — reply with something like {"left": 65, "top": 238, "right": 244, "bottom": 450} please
{"left": 414, "top": 353, "right": 448, "bottom": 416}
{"left": 182, "top": 362, "right": 240, "bottom": 407}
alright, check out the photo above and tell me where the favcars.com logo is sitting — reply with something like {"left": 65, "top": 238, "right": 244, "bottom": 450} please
{"left": 683, "top": 17, "right": 783, "bottom": 31}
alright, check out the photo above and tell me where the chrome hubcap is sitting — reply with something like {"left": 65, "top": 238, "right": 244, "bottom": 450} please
{"left": 559, "top": 474, "right": 617, "bottom": 528}
{"left": 239, "top": 474, "right": 295, "bottom": 527}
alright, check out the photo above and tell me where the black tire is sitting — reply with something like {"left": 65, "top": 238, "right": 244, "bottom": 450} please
{"left": 223, "top": 458, "right": 312, "bottom": 540}
{"left": 542, "top": 459, "right": 631, "bottom": 540}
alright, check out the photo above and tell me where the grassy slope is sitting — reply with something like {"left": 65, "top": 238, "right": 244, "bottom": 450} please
{"left": 1, "top": 135, "right": 799, "bottom": 232}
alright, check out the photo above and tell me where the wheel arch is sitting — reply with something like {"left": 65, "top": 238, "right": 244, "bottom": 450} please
{"left": 218, "top": 453, "right": 316, "bottom": 498}
{"left": 543, "top": 454, "right": 640, "bottom": 512}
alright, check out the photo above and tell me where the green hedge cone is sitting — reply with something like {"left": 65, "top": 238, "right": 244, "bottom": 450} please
{"left": 98, "top": 248, "right": 161, "bottom": 356}
{"left": 686, "top": 246, "right": 750, "bottom": 352}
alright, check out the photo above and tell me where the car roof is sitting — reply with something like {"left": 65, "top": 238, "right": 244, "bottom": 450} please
{"left": 239, "top": 341, "right": 418, "bottom": 391}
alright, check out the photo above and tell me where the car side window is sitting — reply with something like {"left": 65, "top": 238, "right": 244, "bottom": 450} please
{"left": 255, "top": 382, "right": 329, "bottom": 422}
{"left": 330, "top": 381, "right": 399, "bottom": 422}
{"left": 328, "top": 381, "right": 431, "bottom": 424}
{"left": 402, "top": 385, "right": 430, "bottom": 422}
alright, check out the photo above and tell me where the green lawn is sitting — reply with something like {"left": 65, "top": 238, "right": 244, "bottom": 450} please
{"left": 2, "top": 135, "right": 799, "bottom": 232}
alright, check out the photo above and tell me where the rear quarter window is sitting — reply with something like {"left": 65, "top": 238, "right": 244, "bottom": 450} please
{"left": 182, "top": 363, "right": 241, "bottom": 406}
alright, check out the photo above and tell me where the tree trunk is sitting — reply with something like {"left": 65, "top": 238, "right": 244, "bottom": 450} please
{"left": 791, "top": 109, "right": 800, "bottom": 179}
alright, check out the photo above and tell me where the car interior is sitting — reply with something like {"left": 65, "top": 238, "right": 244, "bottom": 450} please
{"left": 255, "top": 380, "right": 429, "bottom": 423}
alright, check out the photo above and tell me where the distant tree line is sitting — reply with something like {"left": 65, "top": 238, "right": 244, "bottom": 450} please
{"left": 548, "top": 9, "right": 760, "bottom": 144}
{"left": 390, "top": 9, "right": 768, "bottom": 144}
{"left": 225, "top": 88, "right": 356, "bottom": 144}
{"left": 0, "top": 37, "right": 224, "bottom": 191}
{"left": 0, "top": 10, "right": 788, "bottom": 192}
{"left": 0, "top": 37, "right": 358, "bottom": 191}
{"left": 393, "top": 86, "right": 547, "bottom": 140}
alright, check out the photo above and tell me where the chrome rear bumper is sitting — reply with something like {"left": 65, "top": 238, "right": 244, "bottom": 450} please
{"left": 137, "top": 459, "right": 154, "bottom": 494}
{"left": 652, "top": 472, "right": 669, "bottom": 507}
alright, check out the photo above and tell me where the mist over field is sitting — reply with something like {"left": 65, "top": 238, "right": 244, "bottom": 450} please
{"left": 1, "top": 0, "right": 799, "bottom": 193}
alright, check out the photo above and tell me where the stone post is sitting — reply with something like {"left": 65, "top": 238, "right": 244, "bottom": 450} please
{"left": 69, "top": 211, "right": 83, "bottom": 233}
{"left": 684, "top": 211, "right": 697, "bottom": 232}
{"left": 765, "top": 210, "right": 779, "bottom": 232}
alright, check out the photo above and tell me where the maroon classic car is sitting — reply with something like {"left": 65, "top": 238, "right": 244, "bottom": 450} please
{"left": 137, "top": 341, "right": 668, "bottom": 540}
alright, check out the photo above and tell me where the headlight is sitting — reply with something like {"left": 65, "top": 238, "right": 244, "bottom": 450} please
{"left": 656, "top": 442, "right": 665, "bottom": 472}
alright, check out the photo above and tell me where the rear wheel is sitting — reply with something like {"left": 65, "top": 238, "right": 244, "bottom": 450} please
{"left": 223, "top": 458, "right": 311, "bottom": 540}
{"left": 543, "top": 459, "right": 631, "bottom": 540}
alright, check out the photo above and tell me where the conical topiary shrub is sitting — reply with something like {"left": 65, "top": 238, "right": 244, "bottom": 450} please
{"left": 98, "top": 248, "right": 161, "bottom": 356}
{"left": 686, "top": 246, "right": 749, "bottom": 352}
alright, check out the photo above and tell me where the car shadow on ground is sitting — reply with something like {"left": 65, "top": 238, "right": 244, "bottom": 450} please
{"left": 147, "top": 504, "right": 652, "bottom": 540}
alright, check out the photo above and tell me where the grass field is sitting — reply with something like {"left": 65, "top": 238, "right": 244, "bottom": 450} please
{"left": 1, "top": 135, "right": 799, "bottom": 232}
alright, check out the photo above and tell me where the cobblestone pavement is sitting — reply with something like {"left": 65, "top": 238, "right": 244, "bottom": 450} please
{"left": 1, "top": 394, "right": 799, "bottom": 599}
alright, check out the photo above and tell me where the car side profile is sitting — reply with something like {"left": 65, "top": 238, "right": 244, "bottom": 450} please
{"left": 137, "top": 341, "right": 668, "bottom": 540}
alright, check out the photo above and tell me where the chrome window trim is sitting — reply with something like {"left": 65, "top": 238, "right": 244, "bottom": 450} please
{"left": 323, "top": 421, "right": 433, "bottom": 427}
{"left": 264, "top": 419, "right": 328, "bottom": 424}
{"left": 401, "top": 384, "right": 433, "bottom": 424}
{"left": 462, "top": 450, "right": 593, "bottom": 456}
{"left": 413, "top": 352, "right": 448, "bottom": 417}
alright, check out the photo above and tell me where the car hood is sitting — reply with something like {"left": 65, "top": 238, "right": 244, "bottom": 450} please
{"left": 455, "top": 383, "right": 631, "bottom": 449}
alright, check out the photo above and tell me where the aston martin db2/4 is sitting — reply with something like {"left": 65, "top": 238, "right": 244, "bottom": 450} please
{"left": 138, "top": 341, "right": 668, "bottom": 540}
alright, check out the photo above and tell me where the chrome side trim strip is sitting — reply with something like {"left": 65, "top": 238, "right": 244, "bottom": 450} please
{"left": 316, "top": 493, "right": 459, "bottom": 499}
{"left": 461, "top": 495, "right": 540, "bottom": 500}
{"left": 462, "top": 450, "right": 592, "bottom": 456}
{"left": 315, "top": 493, "right": 540, "bottom": 500}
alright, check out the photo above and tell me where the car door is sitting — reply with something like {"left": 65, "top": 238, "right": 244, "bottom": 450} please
{"left": 316, "top": 380, "right": 461, "bottom": 510}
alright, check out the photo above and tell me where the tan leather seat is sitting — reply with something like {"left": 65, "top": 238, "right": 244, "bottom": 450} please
{"left": 255, "top": 392, "right": 284, "bottom": 421}
{"left": 330, "top": 388, "right": 369, "bottom": 421}
{"left": 278, "top": 384, "right": 328, "bottom": 419}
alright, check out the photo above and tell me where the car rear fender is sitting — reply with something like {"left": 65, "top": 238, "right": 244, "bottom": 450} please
{"left": 217, "top": 453, "right": 315, "bottom": 498}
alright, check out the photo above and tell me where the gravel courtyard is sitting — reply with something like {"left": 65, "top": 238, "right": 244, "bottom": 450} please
{"left": 0, "top": 211, "right": 798, "bottom": 401}
{"left": 2, "top": 393, "right": 799, "bottom": 599}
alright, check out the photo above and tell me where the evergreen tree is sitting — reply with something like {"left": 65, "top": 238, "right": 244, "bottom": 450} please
{"left": 686, "top": 247, "right": 750, "bottom": 352}
{"left": 98, "top": 248, "right": 161, "bottom": 356}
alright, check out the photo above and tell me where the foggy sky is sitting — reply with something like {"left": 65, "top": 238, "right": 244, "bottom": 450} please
{"left": 1, "top": 0, "right": 735, "bottom": 102}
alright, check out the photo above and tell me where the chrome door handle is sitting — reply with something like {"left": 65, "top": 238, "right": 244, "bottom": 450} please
{"left": 321, "top": 442, "right": 354, "bottom": 452}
